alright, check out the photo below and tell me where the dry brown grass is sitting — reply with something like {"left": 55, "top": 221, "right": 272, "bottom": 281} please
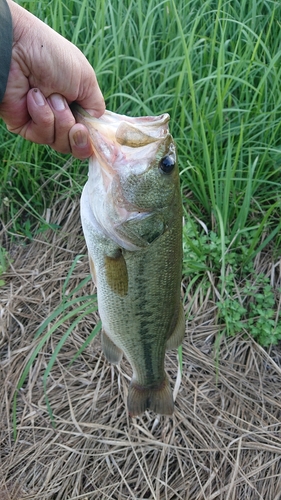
{"left": 1, "top": 194, "right": 281, "bottom": 500}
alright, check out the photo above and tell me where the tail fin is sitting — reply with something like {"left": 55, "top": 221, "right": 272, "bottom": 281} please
{"left": 128, "top": 375, "right": 174, "bottom": 417}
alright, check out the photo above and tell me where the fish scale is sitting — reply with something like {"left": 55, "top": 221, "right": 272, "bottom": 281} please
{"left": 73, "top": 103, "right": 185, "bottom": 416}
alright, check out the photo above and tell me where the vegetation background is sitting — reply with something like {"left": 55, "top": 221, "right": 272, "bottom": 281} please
{"left": 0, "top": 0, "right": 281, "bottom": 498}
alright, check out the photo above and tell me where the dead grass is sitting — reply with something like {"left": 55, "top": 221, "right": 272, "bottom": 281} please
{"left": 1, "top": 193, "right": 281, "bottom": 500}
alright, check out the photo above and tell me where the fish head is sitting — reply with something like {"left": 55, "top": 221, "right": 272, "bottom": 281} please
{"left": 73, "top": 105, "right": 180, "bottom": 249}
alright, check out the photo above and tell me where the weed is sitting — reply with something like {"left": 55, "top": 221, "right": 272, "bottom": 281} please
{"left": 0, "top": 246, "right": 10, "bottom": 286}
{"left": 183, "top": 219, "right": 281, "bottom": 346}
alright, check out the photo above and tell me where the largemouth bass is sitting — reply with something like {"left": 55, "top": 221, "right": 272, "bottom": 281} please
{"left": 73, "top": 104, "right": 185, "bottom": 416}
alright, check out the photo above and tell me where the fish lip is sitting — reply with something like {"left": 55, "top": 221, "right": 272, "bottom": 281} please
{"left": 71, "top": 103, "right": 170, "bottom": 129}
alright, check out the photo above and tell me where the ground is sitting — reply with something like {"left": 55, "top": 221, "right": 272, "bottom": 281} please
{"left": 1, "top": 197, "right": 281, "bottom": 500}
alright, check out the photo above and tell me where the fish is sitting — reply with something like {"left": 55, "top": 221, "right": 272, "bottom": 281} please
{"left": 72, "top": 104, "right": 185, "bottom": 416}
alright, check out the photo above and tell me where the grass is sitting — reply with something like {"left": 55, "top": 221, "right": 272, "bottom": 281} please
{"left": 1, "top": 0, "right": 281, "bottom": 345}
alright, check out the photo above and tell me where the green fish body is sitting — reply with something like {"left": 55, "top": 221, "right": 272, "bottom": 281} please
{"left": 73, "top": 105, "right": 185, "bottom": 416}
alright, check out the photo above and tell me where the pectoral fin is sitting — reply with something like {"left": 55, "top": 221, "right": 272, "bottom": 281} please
{"left": 105, "top": 249, "right": 128, "bottom": 296}
{"left": 166, "top": 303, "right": 186, "bottom": 350}
{"left": 101, "top": 330, "right": 123, "bottom": 364}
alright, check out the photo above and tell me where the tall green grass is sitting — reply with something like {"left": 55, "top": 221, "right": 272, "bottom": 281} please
{"left": 1, "top": 0, "right": 281, "bottom": 345}
{"left": 1, "top": 0, "right": 281, "bottom": 237}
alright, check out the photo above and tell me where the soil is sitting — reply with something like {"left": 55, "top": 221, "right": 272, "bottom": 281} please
{"left": 1, "top": 196, "right": 281, "bottom": 500}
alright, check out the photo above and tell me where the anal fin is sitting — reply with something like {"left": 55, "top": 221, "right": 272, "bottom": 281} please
{"left": 128, "top": 375, "right": 174, "bottom": 417}
{"left": 89, "top": 256, "right": 97, "bottom": 286}
{"left": 166, "top": 303, "right": 186, "bottom": 350}
{"left": 101, "top": 330, "right": 123, "bottom": 364}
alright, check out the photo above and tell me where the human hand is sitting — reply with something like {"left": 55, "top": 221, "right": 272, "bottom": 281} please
{"left": 0, "top": 0, "right": 105, "bottom": 158}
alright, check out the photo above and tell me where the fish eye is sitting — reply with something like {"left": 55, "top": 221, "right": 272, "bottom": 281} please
{"left": 159, "top": 155, "right": 175, "bottom": 174}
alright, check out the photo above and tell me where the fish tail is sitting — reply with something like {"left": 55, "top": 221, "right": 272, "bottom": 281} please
{"left": 128, "top": 375, "right": 174, "bottom": 417}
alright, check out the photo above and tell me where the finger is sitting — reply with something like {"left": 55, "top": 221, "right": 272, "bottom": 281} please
{"left": 72, "top": 57, "right": 105, "bottom": 118}
{"left": 76, "top": 77, "right": 106, "bottom": 118}
{"left": 26, "top": 89, "right": 93, "bottom": 155}
{"left": 22, "top": 88, "right": 56, "bottom": 144}
{"left": 69, "top": 123, "right": 94, "bottom": 159}
{"left": 0, "top": 89, "right": 54, "bottom": 144}
{"left": 47, "top": 93, "right": 76, "bottom": 153}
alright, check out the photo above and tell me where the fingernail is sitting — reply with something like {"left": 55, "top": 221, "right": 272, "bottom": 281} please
{"left": 73, "top": 130, "right": 88, "bottom": 147}
{"left": 49, "top": 94, "right": 67, "bottom": 111}
{"left": 32, "top": 88, "right": 46, "bottom": 106}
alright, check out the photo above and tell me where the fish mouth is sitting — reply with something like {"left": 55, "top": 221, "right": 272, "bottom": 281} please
{"left": 71, "top": 103, "right": 170, "bottom": 175}
{"left": 71, "top": 103, "right": 170, "bottom": 139}
{"left": 72, "top": 102, "right": 170, "bottom": 199}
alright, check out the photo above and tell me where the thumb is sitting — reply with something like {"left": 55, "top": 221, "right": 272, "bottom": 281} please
{"left": 72, "top": 61, "right": 105, "bottom": 118}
